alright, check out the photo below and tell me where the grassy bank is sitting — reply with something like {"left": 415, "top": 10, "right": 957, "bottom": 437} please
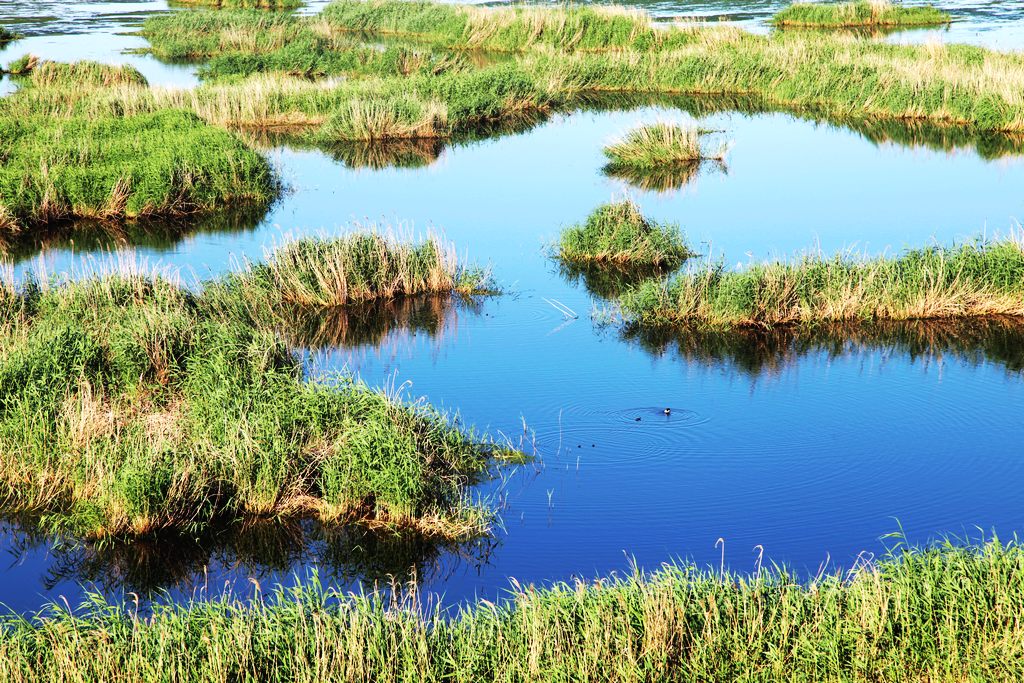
{"left": 2, "top": 539, "right": 1023, "bottom": 681}
{"left": 0, "top": 63, "right": 276, "bottom": 230}
{"left": 0, "top": 261, "right": 509, "bottom": 541}
{"left": 772, "top": 1, "right": 951, "bottom": 28}
{"left": 620, "top": 237, "right": 1024, "bottom": 329}
{"left": 557, "top": 201, "right": 691, "bottom": 269}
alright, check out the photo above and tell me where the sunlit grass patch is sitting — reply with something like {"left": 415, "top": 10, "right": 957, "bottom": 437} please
{"left": 0, "top": 269, "right": 509, "bottom": 541}
{"left": 216, "top": 231, "right": 494, "bottom": 315}
{"left": 772, "top": 1, "right": 951, "bottom": 28}
{"left": 557, "top": 200, "right": 692, "bottom": 269}
{"left": 322, "top": 0, "right": 659, "bottom": 52}
{"left": 603, "top": 122, "right": 728, "bottom": 169}
{"left": 621, "top": 236, "right": 1024, "bottom": 329}
{"left": 3, "top": 538, "right": 1024, "bottom": 680}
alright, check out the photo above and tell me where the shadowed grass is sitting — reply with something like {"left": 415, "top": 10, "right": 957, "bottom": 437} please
{"left": 2, "top": 538, "right": 1024, "bottom": 681}
{"left": 0, "top": 26, "right": 20, "bottom": 45}
{"left": 557, "top": 200, "right": 692, "bottom": 269}
{"left": 620, "top": 236, "right": 1024, "bottom": 329}
{"left": 772, "top": 1, "right": 951, "bottom": 28}
{"left": 0, "top": 266, "right": 509, "bottom": 541}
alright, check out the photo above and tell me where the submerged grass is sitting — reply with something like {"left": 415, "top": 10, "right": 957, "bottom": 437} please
{"left": 620, "top": 236, "right": 1024, "bottom": 329}
{"left": 3, "top": 538, "right": 1024, "bottom": 681}
{"left": 772, "top": 1, "right": 951, "bottom": 28}
{"left": 557, "top": 200, "right": 691, "bottom": 269}
{"left": 0, "top": 263, "right": 506, "bottom": 541}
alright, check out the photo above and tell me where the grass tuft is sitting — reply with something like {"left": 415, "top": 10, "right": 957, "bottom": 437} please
{"left": 557, "top": 201, "right": 692, "bottom": 269}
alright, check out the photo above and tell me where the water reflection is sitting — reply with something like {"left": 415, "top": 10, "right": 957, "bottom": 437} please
{"left": 3, "top": 517, "right": 497, "bottom": 598}
{"left": 0, "top": 204, "right": 271, "bottom": 266}
{"left": 281, "top": 294, "right": 483, "bottom": 352}
{"left": 623, "top": 316, "right": 1024, "bottom": 378}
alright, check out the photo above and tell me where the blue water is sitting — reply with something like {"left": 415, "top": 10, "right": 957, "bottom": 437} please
{"left": 1, "top": 0, "right": 1024, "bottom": 612}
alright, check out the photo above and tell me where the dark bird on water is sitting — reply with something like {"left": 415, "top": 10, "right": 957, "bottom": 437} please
{"left": 663, "top": 408, "right": 671, "bottom": 415}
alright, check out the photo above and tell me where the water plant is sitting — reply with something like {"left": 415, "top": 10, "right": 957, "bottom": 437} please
{"left": 772, "top": 1, "right": 951, "bottom": 28}
{"left": 557, "top": 200, "right": 691, "bottom": 269}
{"left": 171, "top": 0, "right": 303, "bottom": 9}
{"left": 620, "top": 236, "right": 1024, "bottom": 329}
{"left": 0, "top": 267, "right": 508, "bottom": 541}
{"left": 4, "top": 53, "right": 37, "bottom": 76}
{"left": 2, "top": 537, "right": 1023, "bottom": 681}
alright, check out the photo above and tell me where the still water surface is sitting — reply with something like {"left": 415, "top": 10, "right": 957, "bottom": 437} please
{"left": 0, "top": 0, "right": 1023, "bottom": 612}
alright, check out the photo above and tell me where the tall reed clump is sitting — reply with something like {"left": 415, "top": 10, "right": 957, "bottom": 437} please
{"left": 772, "top": 1, "right": 951, "bottom": 28}
{"left": 557, "top": 200, "right": 691, "bottom": 269}
{"left": 2, "top": 538, "right": 1024, "bottom": 681}
{"left": 620, "top": 237, "right": 1024, "bottom": 329}
{"left": 212, "top": 231, "right": 493, "bottom": 324}
{"left": 604, "top": 123, "right": 727, "bottom": 170}
{"left": 322, "top": 0, "right": 658, "bottom": 52}
{"left": 0, "top": 62, "right": 276, "bottom": 229}
{"left": 0, "top": 271, "right": 507, "bottom": 540}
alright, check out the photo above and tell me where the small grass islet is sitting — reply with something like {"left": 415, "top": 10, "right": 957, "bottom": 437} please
{"left": 0, "top": 235, "right": 509, "bottom": 542}
{"left": 620, "top": 236, "right": 1024, "bottom": 329}
{"left": 557, "top": 200, "right": 692, "bottom": 269}
{"left": 171, "top": 0, "right": 303, "bottom": 9}
{"left": 3, "top": 538, "right": 1024, "bottom": 681}
{"left": 0, "top": 26, "right": 20, "bottom": 45}
{"left": 603, "top": 122, "right": 728, "bottom": 170}
{"left": 772, "top": 1, "right": 951, "bottom": 29}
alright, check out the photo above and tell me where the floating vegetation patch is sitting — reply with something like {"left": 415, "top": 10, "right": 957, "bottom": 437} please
{"left": 620, "top": 237, "right": 1024, "bottom": 329}
{"left": 602, "top": 122, "right": 729, "bottom": 192}
{"left": 772, "top": 1, "right": 951, "bottom": 28}
{"left": 557, "top": 201, "right": 692, "bottom": 269}
{"left": 2, "top": 539, "right": 1024, "bottom": 680}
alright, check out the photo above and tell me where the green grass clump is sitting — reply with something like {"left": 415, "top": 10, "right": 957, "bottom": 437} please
{"left": 620, "top": 237, "right": 1024, "bottom": 329}
{"left": 0, "top": 62, "right": 276, "bottom": 230}
{"left": 141, "top": 10, "right": 303, "bottom": 61}
{"left": 557, "top": 201, "right": 691, "bottom": 269}
{"left": 772, "top": 1, "right": 951, "bottom": 28}
{"left": 213, "top": 232, "right": 493, "bottom": 318}
{"left": 322, "top": 0, "right": 659, "bottom": 52}
{"left": 604, "top": 123, "right": 727, "bottom": 170}
{"left": 0, "top": 270, "right": 505, "bottom": 540}
{"left": 0, "top": 109, "right": 274, "bottom": 229}
{"left": 4, "top": 54, "right": 37, "bottom": 76}
{"left": 3, "top": 538, "right": 1024, "bottom": 681}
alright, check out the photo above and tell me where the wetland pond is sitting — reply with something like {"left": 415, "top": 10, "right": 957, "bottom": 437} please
{"left": 1, "top": 0, "right": 1024, "bottom": 613}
